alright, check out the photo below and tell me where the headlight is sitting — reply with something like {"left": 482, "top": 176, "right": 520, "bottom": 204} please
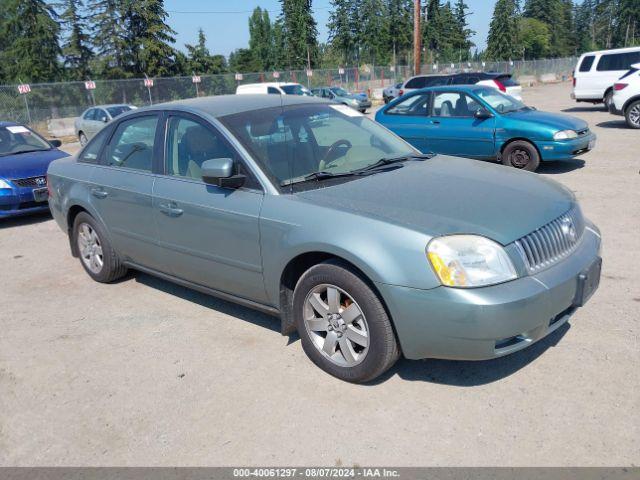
{"left": 0, "top": 178, "right": 13, "bottom": 189}
{"left": 427, "top": 235, "right": 517, "bottom": 288}
{"left": 553, "top": 130, "right": 578, "bottom": 140}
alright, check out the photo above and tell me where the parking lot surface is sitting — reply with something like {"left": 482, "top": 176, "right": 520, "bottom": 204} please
{"left": 1, "top": 82, "right": 638, "bottom": 466}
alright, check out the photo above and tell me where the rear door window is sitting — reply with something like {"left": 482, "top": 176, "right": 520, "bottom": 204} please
{"left": 424, "top": 76, "right": 449, "bottom": 87}
{"left": 597, "top": 51, "right": 640, "bottom": 71}
{"left": 105, "top": 115, "right": 158, "bottom": 172}
{"left": 579, "top": 55, "right": 595, "bottom": 72}
{"left": 405, "top": 77, "right": 426, "bottom": 89}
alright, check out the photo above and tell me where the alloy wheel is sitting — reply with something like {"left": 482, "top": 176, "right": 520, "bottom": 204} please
{"left": 303, "top": 284, "right": 369, "bottom": 367}
{"left": 77, "top": 223, "right": 104, "bottom": 274}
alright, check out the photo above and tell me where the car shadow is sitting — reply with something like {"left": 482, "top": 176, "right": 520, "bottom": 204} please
{"left": 561, "top": 106, "right": 605, "bottom": 113}
{"left": 372, "top": 322, "right": 571, "bottom": 386}
{"left": 133, "top": 272, "right": 283, "bottom": 334}
{"left": 596, "top": 120, "right": 628, "bottom": 129}
{"left": 0, "top": 211, "right": 52, "bottom": 229}
{"left": 537, "top": 159, "right": 585, "bottom": 174}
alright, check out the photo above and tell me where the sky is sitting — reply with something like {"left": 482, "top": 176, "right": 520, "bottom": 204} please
{"left": 164, "top": 0, "right": 497, "bottom": 58}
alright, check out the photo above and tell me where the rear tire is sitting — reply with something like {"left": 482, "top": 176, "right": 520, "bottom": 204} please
{"left": 501, "top": 140, "right": 541, "bottom": 172}
{"left": 293, "top": 259, "right": 400, "bottom": 383}
{"left": 72, "top": 212, "right": 127, "bottom": 283}
{"left": 624, "top": 100, "right": 640, "bottom": 129}
{"left": 603, "top": 90, "right": 613, "bottom": 111}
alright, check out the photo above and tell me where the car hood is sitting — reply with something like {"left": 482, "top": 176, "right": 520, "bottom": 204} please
{"left": 504, "top": 109, "right": 588, "bottom": 131}
{"left": 296, "top": 156, "right": 575, "bottom": 245}
{"left": 0, "top": 149, "right": 69, "bottom": 180}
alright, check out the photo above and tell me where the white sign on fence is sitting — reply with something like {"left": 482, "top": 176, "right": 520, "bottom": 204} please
{"left": 338, "top": 68, "right": 345, "bottom": 75}
{"left": 84, "top": 80, "right": 96, "bottom": 90}
{"left": 144, "top": 78, "right": 154, "bottom": 88}
{"left": 192, "top": 75, "right": 201, "bottom": 84}
{"left": 306, "top": 69, "right": 313, "bottom": 77}
{"left": 273, "top": 71, "right": 280, "bottom": 79}
{"left": 235, "top": 73, "right": 243, "bottom": 81}
{"left": 18, "top": 84, "right": 31, "bottom": 94}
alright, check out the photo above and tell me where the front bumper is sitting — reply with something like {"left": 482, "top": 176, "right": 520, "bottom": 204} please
{"left": 377, "top": 226, "right": 601, "bottom": 360}
{"left": 0, "top": 187, "right": 50, "bottom": 218}
{"left": 536, "top": 132, "right": 596, "bottom": 161}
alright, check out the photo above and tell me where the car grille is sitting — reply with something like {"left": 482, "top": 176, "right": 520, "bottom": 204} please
{"left": 12, "top": 176, "right": 47, "bottom": 188}
{"left": 576, "top": 128, "right": 589, "bottom": 137}
{"left": 514, "top": 206, "right": 585, "bottom": 273}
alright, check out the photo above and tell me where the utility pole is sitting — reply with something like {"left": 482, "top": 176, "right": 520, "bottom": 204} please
{"left": 413, "top": 0, "right": 421, "bottom": 76}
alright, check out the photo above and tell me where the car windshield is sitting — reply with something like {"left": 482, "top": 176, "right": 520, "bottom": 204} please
{"left": 0, "top": 125, "right": 51, "bottom": 157}
{"left": 281, "top": 84, "right": 312, "bottom": 96}
{"left": 220, "top": 104, "right": 417, "bottom": 189}
{"left": 330, "top": 87, "right": 349, "bottom": 96}
{"left": 474, "top": 88, "right": 527, "bottom": 113}
{"left": 106, "top": 105, "right": 133, "bottom": 118}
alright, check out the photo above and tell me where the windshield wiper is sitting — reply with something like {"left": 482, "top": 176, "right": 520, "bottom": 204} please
{"left": 281, "top": 170, "right": 357, "bottom": 186}
{"left": 351, "top": 152, "right": 435, "bottom": 173}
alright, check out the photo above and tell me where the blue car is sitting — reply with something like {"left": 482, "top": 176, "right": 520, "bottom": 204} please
{"left": 0, "top": 122, "right": 69, "bottom": 218}
{"left": 375, "top": 85, "right": 597, "bottom": 171}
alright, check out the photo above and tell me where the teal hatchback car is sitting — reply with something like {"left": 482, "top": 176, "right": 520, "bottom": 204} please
{"left": 376, "top": 86, "right": 596, "bottom": 171}
{"left": 48, "top": 95, "right": 601, "bottom": 383}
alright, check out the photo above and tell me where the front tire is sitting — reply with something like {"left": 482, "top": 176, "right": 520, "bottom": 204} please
{"left": 501, "top": 140, "right": 541, "bottom": 171}
{"left": 293, "top": 260, "right": 399, "bottom": 383}
{"left": 625, "top": 100, "right": 640, "bottom": 129}
{"left": 73, "top": 212, "right": 127, "bottom": 283}
{"left": 79, "top": 132, "right": 88, "bottom": 146}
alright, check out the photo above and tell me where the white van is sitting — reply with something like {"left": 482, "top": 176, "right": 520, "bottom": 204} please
{"left": 572, "top": 46, "right": 640, "bottom": 109}
{"left": 236, "top": 82, "right": 313, "bottom": 96}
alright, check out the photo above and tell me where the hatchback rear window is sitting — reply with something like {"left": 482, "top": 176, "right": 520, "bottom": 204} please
{"left": 579, "top": 55, "right": 595, "bottom": 72}
{"left": 496, "top": 75, "right": 519, "bottom": 86}
{"left": 405, "top": 77, "right": 426, "bottom": 89}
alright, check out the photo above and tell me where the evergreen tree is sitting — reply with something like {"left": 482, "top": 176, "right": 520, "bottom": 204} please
{"left": 272, "top": 20, "right": 288, "bottom": 70}
{"left": 89, "top": 0, "right": 126, "bottom": 78}
{"left": 0, "top": 0, "right": 61, "bottom": 82}
{"left": 452, "top": 0, "right": 475, "bottom": 61}
{"left": 186, "top": 28, "right": 227, "bottom": 74}
{"left": 486, "top": 0, "right": 520, "bottom": 61}
{"left": 57, "top": 0, "right": 93, "bottom": 80}
{"left": 386, "top": 0, "right": 413, "bottom": 65}
{"left": 248, "top": 7, "right": 274, "bottom": 71}
{"left": 279, "top": 0, "right": 319, "bottom": 68}
{"left": 573, "top": 0, "right": 596, "bottom": 52}
{"left": 523, "top": 0, "right": 573, "bottom": 56}
{"left": 122, "top": 0, "right": 179, "bottom": 77}
{"left": 359, "top": 0, "right": 388, "bottom": 64}
{"left": 328, "top": 0, "right": 355, "bottom": 64}
{"left": 519, "top": 17, "right": 551, "bottom": 59}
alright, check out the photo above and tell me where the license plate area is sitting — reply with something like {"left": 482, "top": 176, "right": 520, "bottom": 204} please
{"left": 33, "top": 187, "right": 48, "bottom": 202}
{"left": 573, "top": 257, "right": 602, "bottom": 307}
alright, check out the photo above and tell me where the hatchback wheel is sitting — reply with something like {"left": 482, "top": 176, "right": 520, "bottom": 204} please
{"left": 293, "top": 260, "right": 399, "bottom": 383}
{"left": 502, "top": 140, "right": 540, "bottom": 171}
{"left": 79, "top": 132, "right": 88, "bottom": 146}
{"left": 625, "top": 101, "right": 640, "bottom": 129}
{"left": 73, "top": 212, "right": 127, "bottom": 283}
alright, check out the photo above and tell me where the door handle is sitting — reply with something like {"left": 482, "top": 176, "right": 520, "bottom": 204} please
{"left": 158, "top": 202, "right": 184, "bottom": 217}
{"left": 90, "top": 187, "right": 108, "bottom": 199}
{"left": 430, "top": 120, "right": 441, "bottom": 125}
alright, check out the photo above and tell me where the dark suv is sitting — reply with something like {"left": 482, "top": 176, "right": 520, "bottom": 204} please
{"left": 400, "top": 72, "right": 522, "bottom": 101}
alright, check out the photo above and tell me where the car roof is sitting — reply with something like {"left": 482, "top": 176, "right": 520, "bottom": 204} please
{"left": 580, "top": 46, "right": 640, "bottom": 56}
{"left": 0, "top": 121, "right": 20, "bottom": 128}
{"left": 143, "top": 94, "right": 331, "bottom": 118}
{"left": 238, "top": 82, "right": 300, "bottom": 88}
{"left": 412, "top": 85, "right": 484, "bottom": 93}
{"left": 88, "top": 104, "right": 132, "bottom": 109}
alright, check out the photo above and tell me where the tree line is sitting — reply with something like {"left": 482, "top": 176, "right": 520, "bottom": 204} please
{"left": 0, "top": 0, "right": 638, "bottom": 85}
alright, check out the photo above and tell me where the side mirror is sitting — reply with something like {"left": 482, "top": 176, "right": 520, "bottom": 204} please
{"left": 201, "top": 158, "right": 246, "bottom": 189}
{"left": 49, "top": 139, "right": 62, "bottom": 148}
{"left": 474, "top": 108, "right": 493, "bottom": 120}
{"left": 101, "top": 117, "right": 108, "bottom": 123}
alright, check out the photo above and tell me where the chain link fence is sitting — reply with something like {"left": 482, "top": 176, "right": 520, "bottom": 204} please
{"left": 0, "top": 57, "right": 578, "bottom": 132}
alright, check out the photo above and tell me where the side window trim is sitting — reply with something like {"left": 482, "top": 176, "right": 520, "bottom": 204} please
{"left": 161, "top": 111, "right": 264, "bottom": 192}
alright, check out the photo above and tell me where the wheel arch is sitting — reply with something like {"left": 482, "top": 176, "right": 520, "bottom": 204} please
{"left": 603, "top": 86, "right": 614, "bottom": 101}
{"left": 623, "top": 95, "right": 640, "bottom": 113}
{"left": 278, "top": 251, "right": 394, "bottom": 338}
{"left": 499, "top": 137, "right": 542, "bottom": 161}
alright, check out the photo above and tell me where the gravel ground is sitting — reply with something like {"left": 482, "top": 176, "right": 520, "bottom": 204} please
{"left": 1, "top": 82, "right": 638, "bottom": 466}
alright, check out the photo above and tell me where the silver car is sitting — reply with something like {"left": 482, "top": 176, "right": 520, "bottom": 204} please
{"left": 48, "top": 95, "right": 601, "bottom": 383}
{"left": 75, "top": 104, "right": 136, "bottom": 146}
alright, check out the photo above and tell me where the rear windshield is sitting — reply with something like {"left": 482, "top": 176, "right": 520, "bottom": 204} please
{"left": 579, "top": 55, "right": 595, "bottom": 72}
{"left": 496, "top": 75, "right": 519, "bottom": 87}
{"left": 405, "top": 77, "right": 425, "bottom": 89}
{"left": 106, "top": 106, "right": 133, "bottom": 118}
